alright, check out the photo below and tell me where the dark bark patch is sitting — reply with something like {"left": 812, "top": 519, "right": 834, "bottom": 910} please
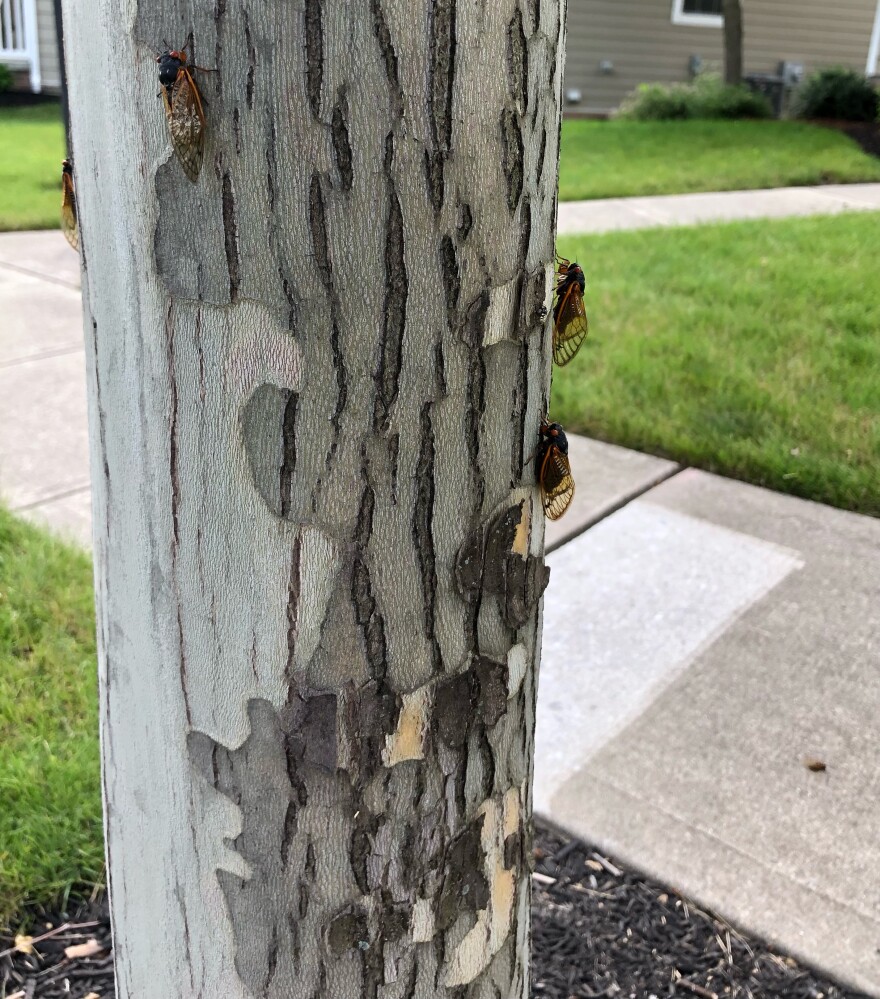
{"left": 456, "top": 201, "right": 473, "bottom": 242}
{"left": 413, "top": 404, "right": 441, "bottom": 671}
{"left": 371, "top": 0, "right": 404, "bottom": 119}
{"left": 331, "top": 91, "right": 353, "bottom": 193}
{"left": 434, "top": 671, "right": 474, "bottom": 750}
{"left": 506, "top": 7, "right": 528, "bottom": 111}
{"left": 285, "top": 533, "right": 301, "bottom": 677}
{"left": 372, "top": 159, "right": 408, "bottom": 434}
{"left": 437, "top": 820, "right": 489, "bottom": 931}
{"left": 351, "top": 484, "right": 389, "bottom": 681}
{"left": 304, "top": 0, "right": 324, "bottom": 120}
{"left": 266, "top": 115, "right": 278, "bottom": 211}
{"left": 440, "top": 234, "right": 460, "bottom": 332}
{"left": 308, "top": 172, "right": 333, "bottom": 295}
{"left": 283, "top": 690, "right": 338, "bottom": 773}
{"left": 429, "top": 0, "right": 457, "bottom": 151}
{"left": 461, "top": 289, "right": 490, "bottom": 349}
{"left": 424, "top": 148, "right": 445, "bottom": 216}
{"left": 280, "top": 389, "right": 298, "bottom": 518}
{"left": 474, "top": 656, "right": 508, "bottom": 727}
{"left": 243, "top": 10, "right": 256, "bottom": 109}
{"left": 328, "top": 908, "right": 369, "bottom": 956}
{"left": 328, "top": 322, "right": 347, "bottom": 463}
{"left": 454, "top": 526, "right": 484, "bottom": 601}
{"left": 483, "top": 504, "right": 522, "bottom": 594}
{"left": 221, "top": 169, "right": 240, "bottom": 302}
{"left": 500, "top": 108, "right": 524, "bottom": 212}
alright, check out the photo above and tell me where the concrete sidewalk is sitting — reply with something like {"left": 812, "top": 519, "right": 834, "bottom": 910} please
{"left": 558, "top": 182, "right": 880, "bottom": 234}
{"left": 2, "top": 224, "right": 880, "bottom": 995}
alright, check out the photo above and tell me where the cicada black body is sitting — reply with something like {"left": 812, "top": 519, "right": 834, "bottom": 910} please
{"left": 552, "top": 257, "right": 589, "bottom": 366}
{"left": 536, "top": 421, "right": 575, "bottom": 521}
{"left": 157, "top": 41, "right": 207, "bottom": 182}
{"left": 60, "top": 159, "right": 78, "bottom": 251}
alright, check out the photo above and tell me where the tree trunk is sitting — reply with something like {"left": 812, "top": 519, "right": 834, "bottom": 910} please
{"left": 723, "top": 0, "right": 744, "bottom": 86}
{"left": 62, "top": 1, "right": 564, "bottom": 996}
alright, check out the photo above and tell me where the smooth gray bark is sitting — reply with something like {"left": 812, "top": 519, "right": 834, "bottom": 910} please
{"left": 63, "top": 0, "right": 565, "bottom": 996}
{"left": 723, "top": 0, "right": 744, "bottom": 85}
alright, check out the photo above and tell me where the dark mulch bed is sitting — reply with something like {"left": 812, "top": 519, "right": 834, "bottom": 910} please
{"left": 810, "top": 119, "right": 880, "bottom": 159}
{"left": 1, "top": 820, "right": 870, "bottom": 998}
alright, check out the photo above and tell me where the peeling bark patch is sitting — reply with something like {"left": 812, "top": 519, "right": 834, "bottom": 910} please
{"left": 328, "top": 908, "right": 369, "bottom": 956}
{"left": 371, "top": 0, "right": 403, "bottom": 119}
{"left": 500, "top": 109, "right": 524, "bottom": 212}
{"left": 221, "top": 170, "right": 241, "bottom": 302}
{"left": 373, "top": 170, "right": 407, "bottom": 434}
{"left": 437, "top": 821, "right": 489, "bottom": 931}
{"left": 506, "top": 8, "right": 528, "bottom": 111}
{"left": 286, "top": 689, "right": 338, "bottom": 772}
{"left": 331, "top": 96, "right": 353, "bottom": 193}
{"left": 304, "top": 0, "right": 324, "bottom": 120}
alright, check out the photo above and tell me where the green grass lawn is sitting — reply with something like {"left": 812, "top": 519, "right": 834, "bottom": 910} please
{"left": 555, "top": 213, "right": 880, "bottom": 515}
{"left": 0, "top": 508, "right": 103, "bottom": 927}
{"left": 0, "top": 104, "right": 66, "bottom": 231}
{"left": 559, "top": 119, "right": 880, "bottom": 201}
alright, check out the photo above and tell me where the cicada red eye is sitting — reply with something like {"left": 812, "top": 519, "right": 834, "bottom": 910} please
{"left": 552, "top": 256, "right": 588, "bottom": 367}
{"left": 536, "top": 421, "right": 575, "bottom": 521}
{"left": 157, "top": 41, "right": 207, "bottom": 182}
{"left": 60, "top": 159, "right": 79, "bottom": 251}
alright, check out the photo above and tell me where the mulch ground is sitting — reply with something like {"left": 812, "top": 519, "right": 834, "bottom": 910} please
{"left": 810, "top": 119, "right": 880, "bottom": 160}
{"left": 1, "top": 819, "right": 871, "bottom": 998}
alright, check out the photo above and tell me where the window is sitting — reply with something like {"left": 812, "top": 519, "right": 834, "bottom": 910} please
{"left": 671, "top": 0, "right": 723, "bottom": 27}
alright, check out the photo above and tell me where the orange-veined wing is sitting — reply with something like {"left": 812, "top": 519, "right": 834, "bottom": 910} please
{"left": 552, "top": 281, "right": 588, "bottom": 366}
{"left": 164, "top": 67, "right": 205, "bottom": 182}
{"left": 539, "top": 445, "right": 575, "bottom": 521}
{"left": 60, "top": 161, "right": 78, "bottom": 251}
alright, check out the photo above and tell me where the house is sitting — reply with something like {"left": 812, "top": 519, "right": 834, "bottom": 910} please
{"left": 0, "top": 0, "right": 61, "bottom": 93}
{"left": 564, "top": 0, "right": 880, "bottom": 115}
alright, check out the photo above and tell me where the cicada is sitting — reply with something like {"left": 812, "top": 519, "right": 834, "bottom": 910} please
{"left": 157, "top": 40, "right": 207, "bottom": 182}
{"left": 60, "top": 159, "right": 78, "bottom": 251}
{"left": 536, "top": 421, "right": 575, "bottom": 521}
{"left": 552, "top": 256, "right": 588, "bottom": 366}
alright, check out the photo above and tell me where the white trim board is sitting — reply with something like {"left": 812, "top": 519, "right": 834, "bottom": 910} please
{"left": 671, "top": 0, "right": 723, "bottom": 28}
{"left": 868, "top": 0, "right": 880, "bottom": 75}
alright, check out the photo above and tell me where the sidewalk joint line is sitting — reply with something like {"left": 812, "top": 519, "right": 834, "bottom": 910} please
{"left": 0, "top": 258, "right": 81, "bottom": 291}
{"left": 0, "top": 345, "right": 83, "bottom": 370}
{"left": 11, "top": 484, "right": 92, "bottom": 512}
{"left": 547, "top": 462, "right": 685, "bottom": 553}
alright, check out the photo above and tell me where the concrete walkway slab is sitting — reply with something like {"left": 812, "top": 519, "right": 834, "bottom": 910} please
{"left": 536, "top": 469, "right": 880, "bottom": 996}
{"left": 0, "top": 351, "right": 91, "bottom": 509}
{"left": 0, "top": 267, "right": 83, "bottom": 365}
{"left": 557, "top": 182, "right": 880, "bottom": 235}
{"left": 544, "top": 436, "right": 678, "bottom": 551}
{"left": 0, "top": 230, "right": 81, "bottom": 289}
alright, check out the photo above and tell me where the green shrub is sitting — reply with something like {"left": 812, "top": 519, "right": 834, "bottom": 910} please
{"left": 0, "top": 64, "right": 13, "bottom": 94}
{"left": 618, "top": 73, "right": 773, "bottom": 121}
{"left": 792, "top": 67, "right": 879, "bottom": 122}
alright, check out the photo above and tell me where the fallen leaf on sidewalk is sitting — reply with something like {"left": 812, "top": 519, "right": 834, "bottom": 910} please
{"left": 84, "top": 993, "right": 101, "bottom": 999}
{"left": 64, "top": 937, "right": 104, "bottom": 959}
{"left": 803, "top": 757, "right": 827, "bottom": 772}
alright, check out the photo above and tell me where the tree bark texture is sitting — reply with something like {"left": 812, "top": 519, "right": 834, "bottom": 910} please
{"left": 723, "top": 0, "right": 744, "bottom": 86}
{"left": 63, "top": 0, "right": 565, "bottom": 996}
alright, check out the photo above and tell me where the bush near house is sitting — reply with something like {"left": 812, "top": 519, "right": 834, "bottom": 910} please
{"left": 618, "top": 73, "right": 772, "bottom": 122}
{"left": 0, "top": 64, "right": 14, "bottom": 94}
{"left": 792, "top": 67, "right": 880, "bottom": 123}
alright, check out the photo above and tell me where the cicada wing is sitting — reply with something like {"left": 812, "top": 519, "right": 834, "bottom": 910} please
{"left": 60, "top": 172, "right": 78, "bottom": 251}
{"left": 552, "top": 283, "right": 589, "bottom": 366}
{"left": 539, "top": 446, "right": 575, "bottom": 521}
{"left": 168, "top": 69, "right": 205, "bottom": 182}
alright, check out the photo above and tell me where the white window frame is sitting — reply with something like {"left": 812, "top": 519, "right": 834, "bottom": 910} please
{"left": 671, "top": 0, "right": 723, "bottom": 28}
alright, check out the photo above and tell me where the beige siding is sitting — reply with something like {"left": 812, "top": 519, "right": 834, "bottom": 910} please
{"left": 36, "top": 0, "right": 61, "bottom": 91}
{"left": 564, "top": 0, "right": 879, "bottom": 113}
